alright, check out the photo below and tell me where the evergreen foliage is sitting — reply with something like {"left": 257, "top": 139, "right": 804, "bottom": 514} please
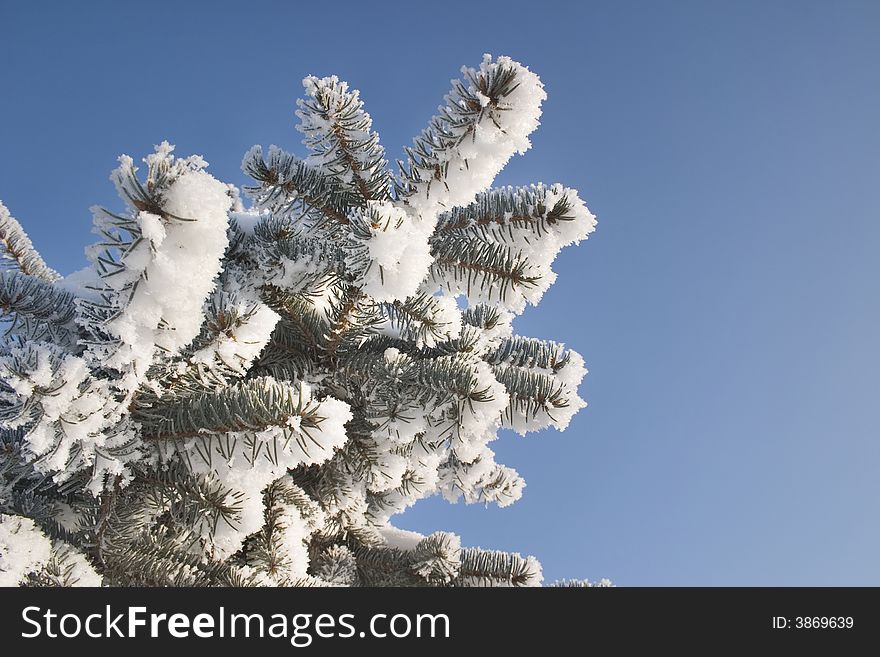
{"left": 0, "top": 55, "right": 602, "bottom": 587}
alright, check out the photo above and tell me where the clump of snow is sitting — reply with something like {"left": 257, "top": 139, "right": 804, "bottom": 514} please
{"left": 438, "top": 445, "right": 525, "bottom": 508}
{"left": 369, "top": 446, "right": 443, "bottom": 524}
{"left": 83, "top": 143, "right": 233, "bottom": 393}
{"left": 229, "top": 209, "right": 268, "bottom": 235}
{"left": 137, "top": 212, "right": 166, "bottom": 246}
{"left": 103, "top": 168, "right": 231, "bottom": 383}
{"left": 365, "top": 449, "right": 409, "bottom": 494}
{"left": 377, "top": 525, "right": 425, "bottom": 551}
{"left": 383, "top": 347, "right": 401, "bottom": 364}
{"left": 178, "top": 382, "right": 352, "bottom": 558}
{"left": 347, "top": 201, "right": 434, "bottom": 303}
{"left": 268, "top": 502, "right": 314, "bottom": 583}
{"left": 556, "top": 348, "right": 588, "bottom": 390}
{"left": 190, "top": 293, "right": 280, "bottom": 375}
{"left": 371, "top": 407, "right": 428, "bottom": 447}
{"left": 503, "top": 185, "right": 596, "bottom": 312}
{"left": 0, "top": 514, "right": 52, "bottom": 586}
{"left": 57, "top": 265, "right": 103, "bottom": 302}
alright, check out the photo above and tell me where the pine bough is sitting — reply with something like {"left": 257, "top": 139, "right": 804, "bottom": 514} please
{"left": 0, "top": 55, "right": 608, "bottom": 587}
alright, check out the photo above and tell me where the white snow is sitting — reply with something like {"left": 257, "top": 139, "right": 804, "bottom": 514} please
{"left": 102, "top": 167, "right": 232, "bottom": 383}
{"left": 229, "top": 209, "right": 268, "bottom": 235}
{"left": 453, "top": 358, "right": 509, "bottom": 462}
{"left": 0, "top": 200, "right": 60, "bottom": 281}
{"left": 267, "top": 501, "right": 316, "bottom": 583}
{"left": 405, "top": 55, "right": 546, "bottom": 220}
{"left": 419, "top": 294, "right": 463, "bottom": 348}
{"left": 347, "top": 201, "right": 434, "bottom": 303}
{"left": 296, "top": 75, "right": 385, "bottom": 192}
{"left": 0, "top": 341, "right": 134, "bottom": 485}
{"left": 376, "top": 525, "right": 425, "bottom": 550}
{"left": 54, "top": 543, "right": 103, "bottom": 586}
{"left": 190, "top": 293, "right": 280, "bottom": 375}
{"left": 0, "top": 514, "right": 52, "bottom": 586}
{"left": 179, "top": 382, "right": 352, "bottom": 558}
{"left": 503, "top": 348, "right": 589, "bottom": 436}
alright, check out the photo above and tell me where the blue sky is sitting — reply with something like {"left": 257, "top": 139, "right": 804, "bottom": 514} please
{"left": 2, "top": 0, "right": 879, "bottom": 585}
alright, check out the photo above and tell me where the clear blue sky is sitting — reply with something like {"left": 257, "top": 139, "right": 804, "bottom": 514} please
{"left": 2, "top": 1, "right": 878, "bottom": 585}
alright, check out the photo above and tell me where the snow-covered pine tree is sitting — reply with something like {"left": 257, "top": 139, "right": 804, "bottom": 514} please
{"left": 0, "top": 55, "right": 604, "bottom": 587}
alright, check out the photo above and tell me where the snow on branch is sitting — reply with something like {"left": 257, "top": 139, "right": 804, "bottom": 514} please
{"left": 0, "top": 54, "right": 604, "bottom": 587}
{"left": 487, "top": 335, "right": 588, "bottom": 434}
{"left": 0, "top": 513, "right": 101, "bottom": 586}
{"left": 248, "top": 212, "right": 350, "bottom": 292}
{"left": 431, "top": 184, "right": 597, "bottom": 312}
{"left": 0, "top": 513, "right": 51, "bottom": 586}
{"left": 344, "top": 201, "right": 435, "bottom": 303}
{"left": 0, "top": 201, "right": 60, "bottom": 282}
{"left": 0, "top": 339, "right": 141, "bottom": 488}
{"left": 297, "top": 75, "right": 392, "bottom": 203}
{"left": 187, "top": 289, "right": 280, "bottom": 376}
{"left": 400, "top": 54, "right": 546, "bottom": 219}
{"left": 242, "top": 144, "right": 355, "bottom": 225}
{"left": 82, "top": 142, "right": 232, "bottom": 391}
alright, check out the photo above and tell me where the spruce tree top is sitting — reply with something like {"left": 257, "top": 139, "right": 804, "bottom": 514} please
{"left": 0, "top": 55, "right": 606, "bottom": 587}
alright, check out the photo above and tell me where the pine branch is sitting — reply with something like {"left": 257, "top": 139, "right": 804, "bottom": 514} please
{"left": 320, "top": 285, "right": 378, "bottom": 358}
{"left": 242, "top": 145, "right": 354, "bottom": 225}
{"left": 0, "top": 201, "right": 60, "bottom": 282}
{"left": 0, "top": 271, "right": 78, "bottom": 345}
{"left": 429, "top": 234, "right": 540, "bottom": 302}
{"left": 252, "top": 317, "right": 321, "bottom": 382}
{"left": 297, "top": 75, "right": 392, "bottom": 203}
{"left": 491, "top": 363, "right": 570, "bottom": 424}
{"left": 102, "top": 530, "right": 257, "bottom": 587}
{"left": 440, "top": 451, "right": 523, "bottom": 508}
{"left": 243, "top": 476, "right": 318, "bottom": 582}
{"left": 349, "top": 542, "right": 419, "bottom": 586}
{"left": 312, "top": 543, "right": 359, "bottom": 585}
{"left": 485, "top": 335, "right": 571, "bottom": 372}
{"left": 330, "top": 414, "right": 387, "bottom": 481}
{"left": 348, "top": 531, "right": 461, "bottom": 586}
{"left": 398, "top": 57, "right": 539, "bottom": 202}
{"left": 407, "top": 355, "right": 499, "bottom": 409}
{"left": 376, "top": 293, "right": 459, "bottom": 347}
{"left": 455, "top": 547, "right": 541, "bottom": 586}
{"left": 250, "top": 214, "right": 349, "bottom": 291}
{"left": 434, "top": 184, "right": 579, "bottom": 238}
{"left": 139, "top": 462, "right": 245, "bottom": 539}
{"left": 134, "top": 377, "right": 326, "bottom": 440}
{"left": 23, "top": 542, "right": 100, "bottom": 587}
{"left": 461, "top": 303, "right": 505, "bottom": 331}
